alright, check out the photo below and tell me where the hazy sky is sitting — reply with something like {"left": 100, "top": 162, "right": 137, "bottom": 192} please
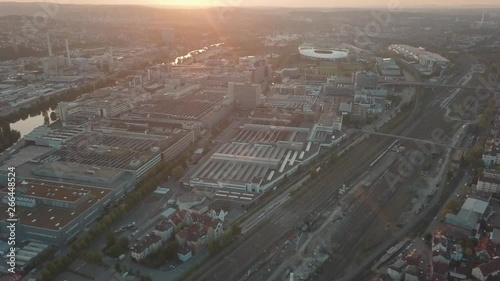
{"left": 1, "top": 0, "right": 499, "bottom": 7}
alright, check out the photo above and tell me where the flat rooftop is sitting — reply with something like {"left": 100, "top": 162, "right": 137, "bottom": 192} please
{"left": 0, "top": 180, "right": 111, "bottom": 231}
{"left": 38, "top": 131, "right": 166, "bottom": 170}
{"left": 137, "top": 89, "right": 227, "bottom": 120}
{"left": 32, "top": 161, "right": 124, "bottom": 179}
{"left": 189, "top": 125, "right": 319, "bottom": 191}
{"left": 0, "top": 146, "right": 54, "bottom": 171}
{"left": 318, "top": 111, "right": 342, "bottom": 127}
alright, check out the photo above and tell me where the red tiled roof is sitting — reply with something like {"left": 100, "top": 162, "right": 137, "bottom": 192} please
{"left": 177, "top": 224, "right": 210, "bottom": 244}
{"left": 476, "top": 237, "right": 498, "bottom": 257}
{"left": 433, "top": 261, "right": 449, "bottom": 275}
{"left": 477, "top": 258, "right": 500, "bottom": 277}
{"left": 155, "top": 220, "right": 174, "bottom": 232}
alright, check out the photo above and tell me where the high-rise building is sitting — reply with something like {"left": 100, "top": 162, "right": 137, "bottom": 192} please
{"left": 229, "top": 82, "right": 262, "bottom": 109}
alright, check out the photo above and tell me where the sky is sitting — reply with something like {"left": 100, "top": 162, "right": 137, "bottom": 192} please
{"left": 0, "top": 0, "right": 499, "bottom": 7}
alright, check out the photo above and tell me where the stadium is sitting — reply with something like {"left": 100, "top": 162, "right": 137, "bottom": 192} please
{"left": 298, "top": 46, "right": 349, "bottom": 61}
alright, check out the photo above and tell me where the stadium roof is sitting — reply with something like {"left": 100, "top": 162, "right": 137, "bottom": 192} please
{"left": 298, "top": 46, "right": 349, "bottom": 60}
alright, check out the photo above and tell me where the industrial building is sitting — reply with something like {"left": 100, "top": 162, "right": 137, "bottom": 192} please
{"left": 388, "top": 44, "right": 450, "bottom": 72}
{"left": 56, "top": 87, "right": 151, "bottom": 123}
{"left": 0, "top": 179, "right": 126, "bottom": 246}
{"left": 445, "top": 198, "right": 490, "bottom": 231}
{"left": 130, "top": 89, "right": 233, "bottom": 129}
{"left": 35, "top": 131, "right": 165, "bottom": 181}
{"left": 24, "top": 123, "right": 89, "bottom": 148}
{"left": 188, "top": 124, "right": 325, "bottom": 193}
{"left": 376, "top": 58, "right": 403, "bottom": 77}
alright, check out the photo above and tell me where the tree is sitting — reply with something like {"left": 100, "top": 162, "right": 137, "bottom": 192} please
{"left": 106, "top": 244, "right": 125, "bottom": 258}
{"left": 44, "top": 116, "right": 50, "bottom": 124}
{"left": 445, "top": 199, "right": 462, "bottom": 214}
{"left": 208, "top": 240, "right": 221, "bottom": 256}
{"left": 424, "top": 233, "right": 432, "bottom": 243}
{"left": 106, "top": 231, "right": 117, "bottom": 247}
{"left": 231, "top": 224, "right": 242, "bottom": 236}
{"left": 84, "top": 251, "right": 102, "bottom": 265}
{"left": 310, "top": 170, "right": 318, "bottom": 179}
{"left": 115, "top": 262, "right": 122, "bottom": 273}
{"left": 119, "top": 236, "right": 129, "bottom": 250}
{"left": 50, "top": 111, "right": 57, "bottom": 121}
{"left": 171, "top": 165, "right": 184, "bottom": 180}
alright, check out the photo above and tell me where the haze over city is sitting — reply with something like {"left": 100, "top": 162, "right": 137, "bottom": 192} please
{"left": 0, "top": 0, "right": 500, "bottom": 7}
{"left": 1, "top": 1, "right": 500, "bottom": 281}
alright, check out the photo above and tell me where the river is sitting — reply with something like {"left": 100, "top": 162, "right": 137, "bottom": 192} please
{"left": 10, "top": 109, "right": 55, "bottom": 137}
{"left": 8, "top": 43, "right": 224, "bottom": 138}
{"left": 172, "top": 42, "right": 224, "bottom": 65}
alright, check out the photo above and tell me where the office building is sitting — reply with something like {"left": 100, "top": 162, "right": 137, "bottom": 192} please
{"left": 229, "top": 82, "right": 262, "bottom": 110}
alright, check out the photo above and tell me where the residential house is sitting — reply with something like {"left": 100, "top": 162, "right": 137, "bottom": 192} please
{"left": 476, "top": 237, "right": 499, "bottom": 260}
{"left": 491, "top": 229, "right": 500, "bottom": 244}
{"left": 207, "top": 205, "right": 228, "bottom": 222}
{"left": 175, "top": 224, "right": 211, "bottom": 254}
{"left": 403, "top": 253, "right": 421, "bottom": 266}
{"left": 404, "top": 265, "right": 419, "bottom": 281}
{"left": 450, "top": 244, "right": 463, "bottom": 261}
{"left": 168, "top": 209, "right": 189, "bottom": 231}
{"left": 472, "top": 258, "right": 500, "bottom": 281}
{"left": 432, "top": 250, "right": 451, "bottom": 264}
{"left": 432, "top": 262, "right": 449, "bottom": 281}
{"left": 433, "top": 233, "right": 448, "bottom": 252}
{"left": 131, "top": 233, "right": 163, "bottom": 261}
{"left": 177, "top": 245, "right": 192, "bottom": 262}
{"left": 449, "top": 267, "right": 468, "bottom": 280}
{"left": 153, "top": 220, "right": 174, "bottom": 241}
{"left": 188, "top": 212, "right": 224, "bottom": 239}
{"left": 387, "top": 259, "right": 406, "bottom": 281}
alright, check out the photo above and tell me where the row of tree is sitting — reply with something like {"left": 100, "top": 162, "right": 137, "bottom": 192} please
{"left": 207, "top": 224, "right": 242, "bottom": 256}
{"left": 0, "top": 123, "right": 21, "bottom": 152}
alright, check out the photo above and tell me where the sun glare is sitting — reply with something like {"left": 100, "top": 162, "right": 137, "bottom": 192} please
{"left": 170, "top": 0, "right": 211, "bottom": 6}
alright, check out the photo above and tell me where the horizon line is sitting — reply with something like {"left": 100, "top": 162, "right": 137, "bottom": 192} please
{"left": 1, "top": 1, "right": 500, "bottom": 9}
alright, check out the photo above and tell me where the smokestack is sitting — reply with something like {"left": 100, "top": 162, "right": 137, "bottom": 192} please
{"left": 65, "top": 39, "right": 71, "bottom": 66}
{"left": 481, "top": 11, "right": 485, "bottom": 24}
{"left": 148, "top": 69, "right": 151, "bottom": 81}
{"left": 47, "top": 33, "right": 53, "bottom": 57}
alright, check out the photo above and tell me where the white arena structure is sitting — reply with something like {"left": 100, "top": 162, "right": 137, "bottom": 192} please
{"left": 298, "top": 46, "right": 349, "bottom": 61}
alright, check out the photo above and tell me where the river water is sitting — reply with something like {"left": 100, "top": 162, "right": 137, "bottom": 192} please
{"left": 10, "top": 109, "right": 55, "bottom": 137}
{"left": 9, "top": 43, "right": 224, "bottom": 138}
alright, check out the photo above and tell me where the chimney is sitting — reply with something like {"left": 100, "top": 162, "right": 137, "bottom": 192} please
{"left": 47, "top": 33, "right": 53, "bottom": 57}
{"left": 65, "top": 39, "right": 71, "bottom": 66}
